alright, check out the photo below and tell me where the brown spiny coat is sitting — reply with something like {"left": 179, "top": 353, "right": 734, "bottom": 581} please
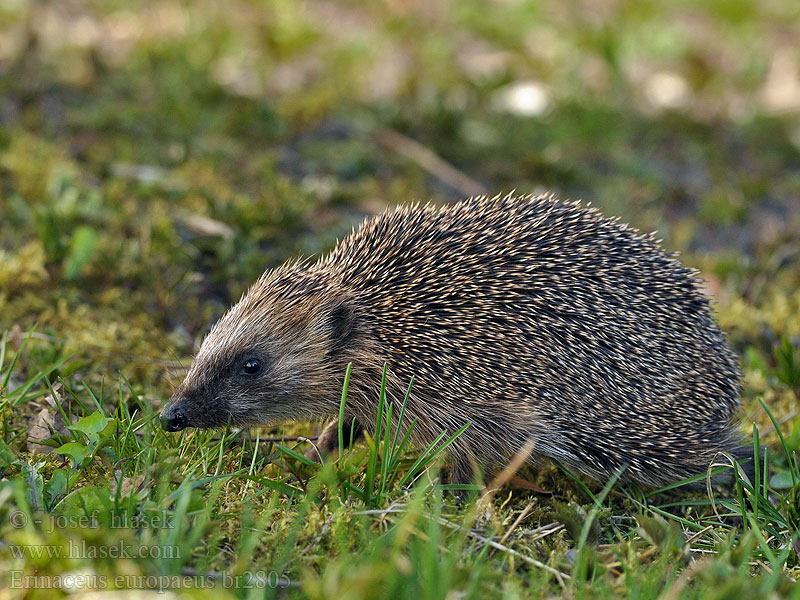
{"left": 161, "top": 194, "right": 745, "bottom": 487}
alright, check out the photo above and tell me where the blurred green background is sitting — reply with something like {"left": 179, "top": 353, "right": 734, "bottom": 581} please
{"left": 2, "top": 1, "right": 800, "bottom": 597}
{"left": 1, "top": 0, "right": 799, "bottom": 426}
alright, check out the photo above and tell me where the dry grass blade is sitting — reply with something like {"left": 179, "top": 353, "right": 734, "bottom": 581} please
{"left": 436, "top": 515, "right": 570, "bottom": 589}
{"left": 498, "top": 502, "right": 534, "bottom": 546}
{"left": 374, "top": 128, "right": 487, "bottom": 197}
{"left": 481, "top": 437, "right": 538, "bottom": 505}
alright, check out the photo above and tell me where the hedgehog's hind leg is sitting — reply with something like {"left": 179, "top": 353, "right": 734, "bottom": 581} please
{"left": 304, "top": 418, "right": 364, "bottom": 461}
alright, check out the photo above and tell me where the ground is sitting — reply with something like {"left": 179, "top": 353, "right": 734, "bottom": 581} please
{"left": 1, "top": 1, "right": 800, "bottom": 598}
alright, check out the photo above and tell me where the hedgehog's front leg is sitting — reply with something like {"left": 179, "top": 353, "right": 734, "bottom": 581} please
{"left": 447, "top": 450, "right": 487, "bottom": 497}
{"left": 304, "top": 418, "right": 364, "bottom": 461}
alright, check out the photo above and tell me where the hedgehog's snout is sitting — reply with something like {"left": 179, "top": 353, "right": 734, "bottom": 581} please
{"left": 160, "top": 384, "right": 234, "bottom": 431}
{"left": 160, "top": 402, "right": 188, "bottom": 432}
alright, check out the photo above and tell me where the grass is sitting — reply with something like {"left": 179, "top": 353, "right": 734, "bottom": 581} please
{"left": 2, "top": 331, "right": 800, "bottom": 598}
{"left": 1, "top": 0, "right": 800, "bottom": 597}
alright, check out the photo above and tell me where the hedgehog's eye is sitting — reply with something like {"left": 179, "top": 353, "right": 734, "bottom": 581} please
{"left": 241, "top": 359, "right": 262, "bottom": 376}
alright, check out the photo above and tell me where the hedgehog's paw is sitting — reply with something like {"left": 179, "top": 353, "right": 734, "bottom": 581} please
{"left": 304, "top": 418, "right": 364, "bottom": 462}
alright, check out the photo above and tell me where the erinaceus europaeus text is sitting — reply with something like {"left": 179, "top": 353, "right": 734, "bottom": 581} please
{"left": 161, "top": 194, "right": 747, "bottom": 487}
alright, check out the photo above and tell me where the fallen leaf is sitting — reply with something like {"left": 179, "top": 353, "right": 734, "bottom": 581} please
{"left": 110, "top": 473, "right": 145, "bottom": 496}
{"left": 509, "top": 476, "right": 553, "bottom": 494}
{"left": 28, "top": 408, "right": 70, "bottom": 453}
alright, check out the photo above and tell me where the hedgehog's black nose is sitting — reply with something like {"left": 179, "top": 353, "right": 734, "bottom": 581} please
{"left": 161, "top": 404, "right": 188, "bottom": 432}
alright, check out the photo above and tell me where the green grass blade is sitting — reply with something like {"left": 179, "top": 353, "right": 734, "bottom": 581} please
{"left": 365, "top": 363, "right": 388, "bottom": 506}
{"left": 759, "top": 397, "right": 796, "bottom": 486}
{"left": 275, "top": 443, "right": 317, "bottom": 466}
{"left": 396, "top": 422, "right": 470, "bottom": 489}
{"left": 337, "top": 362, "right": 352, "bottom": 456}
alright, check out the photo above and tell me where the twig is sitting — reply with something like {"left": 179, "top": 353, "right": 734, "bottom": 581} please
{"left": 685, "top": 524, "right": 714, "bottom": 545}
{"left": 206, "top": 434, "right": 318, "bottom": 444}
{"left": 374, "top": 128, "right": 487, "bottom": 197}
{"left": 498, "top": 502, "right": 534, "bottom": 546}
{"left": 519, "top": 522, "right": 564, "bottom": 543}
{"left": 757, "top": 560, "right": 773, "bottom": 574}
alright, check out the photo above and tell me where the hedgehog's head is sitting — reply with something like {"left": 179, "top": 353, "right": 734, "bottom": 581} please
{"left": 160, "top": 268, "right": 359, "bottom": 432}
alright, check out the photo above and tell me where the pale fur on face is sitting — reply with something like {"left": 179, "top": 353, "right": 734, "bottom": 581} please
{"left": 166, "top": 263, "right": 358, "bottom": 429}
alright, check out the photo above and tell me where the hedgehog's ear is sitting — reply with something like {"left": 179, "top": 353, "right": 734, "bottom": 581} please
{"left": 324, "top": 301, "right": 357, "bottom": 351}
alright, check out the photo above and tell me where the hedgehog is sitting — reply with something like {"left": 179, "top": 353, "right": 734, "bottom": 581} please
{"left": 161, "top": 193, "right": 749, "bottom": 489}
